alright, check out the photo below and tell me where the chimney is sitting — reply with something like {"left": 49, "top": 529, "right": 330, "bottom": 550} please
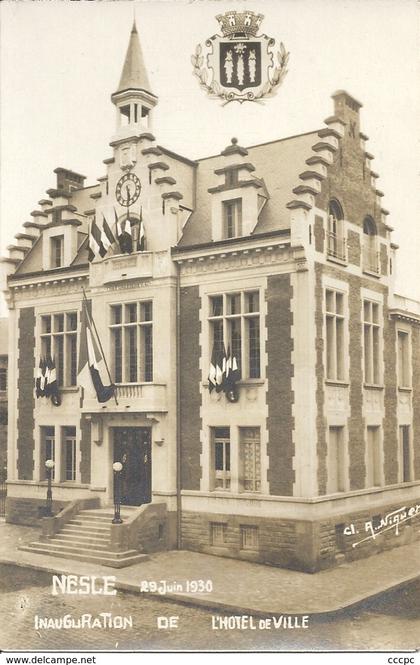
{"left": 331, "top": 90, "right": 362, "bottom": 140}
{"left": 54, "top": 167, "right": 86, "bottom": 194}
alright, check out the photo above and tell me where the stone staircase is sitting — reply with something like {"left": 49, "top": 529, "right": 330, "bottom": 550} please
{"left": 19, "top": 507, "right": 149, "bottom": 568}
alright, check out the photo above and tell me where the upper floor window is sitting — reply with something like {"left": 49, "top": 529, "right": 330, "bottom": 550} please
{"left": 109, "top": 301, "right": 153, "bottom": 384}
{"left": 362, "top": 216, "right": 379, "bottom": 274}
{"left": 40, "top": 312, "right": 78, "bottom": 387}
{"left": 325, "top": 289, "right": 346, "bottom": 381}
{"left": 223, "top": 198, "right": 242, "bottom": 239}
{"left": 208, "top": 290, "right": 260, "bottom": 380}
{"left": 363, "top": 300, "right": 381, "bottom": 385}
{"left": 327, "top": 200, "right": 346, "bottom": 261}
{"left": 50, "top": 235, "right": 64, "bottom": 268}
{"left": 397, "top": 330, "right": 411, "bottom": 388}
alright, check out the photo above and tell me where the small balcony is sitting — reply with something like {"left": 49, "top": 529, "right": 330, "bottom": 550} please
{"left": 82, "top": 382, "right": 167, "bottom": 414}
{"left": 326, "top": 231, "right": 347, "bottom": 262}
{"left": 362, "top": 245, "right": 380, "bottom": 275}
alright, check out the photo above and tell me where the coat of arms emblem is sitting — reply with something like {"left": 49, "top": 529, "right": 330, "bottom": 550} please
{"left": 192, "top": 11, "right": 289, "bottom": 104}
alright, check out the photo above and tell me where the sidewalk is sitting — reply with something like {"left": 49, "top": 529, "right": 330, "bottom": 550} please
{"left": 0, "top": 521, "right": 419, "bottom": 616}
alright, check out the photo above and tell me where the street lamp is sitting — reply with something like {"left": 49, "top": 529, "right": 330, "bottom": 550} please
{"left": 45, "top": 459, "right": 55, "bottom": 517}
{"left": 112, "top": 461, "right": 123, "bottom": 524}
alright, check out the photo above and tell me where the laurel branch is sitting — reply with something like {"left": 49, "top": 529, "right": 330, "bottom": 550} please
{"left": 191, "top": 42, "right": 289, "bottom": 104}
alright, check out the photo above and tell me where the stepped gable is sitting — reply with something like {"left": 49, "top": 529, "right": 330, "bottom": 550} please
{"left": 286, "top": 90, "right": 389, "bottom": 229}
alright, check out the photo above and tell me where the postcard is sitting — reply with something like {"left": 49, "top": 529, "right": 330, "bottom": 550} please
{"left": 0, "top": 0, "right": 419, "bottom": 660}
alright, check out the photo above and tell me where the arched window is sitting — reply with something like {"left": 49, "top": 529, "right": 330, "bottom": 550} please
{"left": 362, "top": 216, "right": 379, "bottom": 273}
{"left": 327, "top": 200, "right": 346, "bottom": 261}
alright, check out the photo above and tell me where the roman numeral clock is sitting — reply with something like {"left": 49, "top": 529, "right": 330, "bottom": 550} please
{"left": 115, "top": 172, "right": 141, "bottom": 208}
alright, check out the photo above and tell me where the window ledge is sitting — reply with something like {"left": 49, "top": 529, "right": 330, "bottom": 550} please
{"left": 398, "top": 386, "right": 412, "bottom": 392}
{"left": 60, "top": 387, "right": 79, "bottom": 394}
{"left": 202, "top": 379, "right": 265, "bottom": 388}
{"left": 325, "top": 380, "right": 349, "bottom": 387}
{"left": 362, "top": 268, "right": 381, "bottom": 278}
{"left": 363, "top": 384, "right": 384, "bottom": 391}
{"left": 326, "top": 254, "right": 348, "bottom": 267}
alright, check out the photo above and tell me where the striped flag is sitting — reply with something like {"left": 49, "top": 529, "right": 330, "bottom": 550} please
{"left": 78, "top": 299, "right": 115, "bottom": 403}
{"left": 88, "top": 214, "right": 116, "bottom": 261}
{"left": 138, "top": 207, "right": 145, "bottom": 251}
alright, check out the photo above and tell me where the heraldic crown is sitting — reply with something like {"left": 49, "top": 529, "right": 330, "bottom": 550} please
{"left": 216, "top": 11, "right": 264, "bottom": 39}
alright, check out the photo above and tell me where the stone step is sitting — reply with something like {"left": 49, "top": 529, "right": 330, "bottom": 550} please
{"left": 74, "top": 514, "right": 116, "bottom": 523}
{"left": 67, "top": 519, "right": 112, "bottom": 531}
{"left": 48, "top": 538, "right": 112, "bottom": 552}
{"left": 52, "top": 535, "right": 111, "bottom": 549}
{"left": 18, "top": 544, "right": 148, "bottom": 569}
{"left": 59, "top": 529, "right": 110, "bottom": 542}
{"left": 21, "top": 541, "right": 141, "bottom": 559}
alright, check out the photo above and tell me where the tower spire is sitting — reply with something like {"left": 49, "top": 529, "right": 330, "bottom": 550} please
{"left": 114, "top": 19, "right": 153, "bottom": 97}
{"left": 111, "top": 21, "right": 158, "bottom": 138}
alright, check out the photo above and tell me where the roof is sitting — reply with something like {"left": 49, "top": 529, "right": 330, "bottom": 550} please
{"left": 114, "top": 21, "right": 153, "bottom": 96}
{"left": 178, "top": 130, "right": 320, "bottom": 247}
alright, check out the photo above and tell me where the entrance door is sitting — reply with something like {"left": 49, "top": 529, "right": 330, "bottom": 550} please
{"left": 113, "top": 427, "right": 151, "bottom": 505}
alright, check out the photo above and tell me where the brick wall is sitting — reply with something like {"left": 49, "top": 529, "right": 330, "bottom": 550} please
{"left": 17, "top": 307, "right": 35, "bottom": 480}
{"left": 179, "top": 285, "right": 202, "bottom": 490}
{"left": 315, "top": 99, "right": 386, "bottom": 238}
{"left": 79, "top": 415, "right": 91, "bottom": 484}
{"left": 380, "top": 243, "right": 388, "bottom": 276}
{"left": 347, "top": 275, "right": 365, "bottom": 489}
{"left": 314, "top": 215, "right": 324, "bottom": 253}
{"left": 383, "top": 296, "right": 398, "bottom": 484}
{"left": 347, "top": 229, "right": 361, "bottom": 266}
{"left": 265, "top": 274, "right": 294, "bottom": 495}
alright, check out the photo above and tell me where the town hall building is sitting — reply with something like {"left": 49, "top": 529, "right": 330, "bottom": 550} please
{"left": 1, "top": 21, "right": 419, "bottom": 572}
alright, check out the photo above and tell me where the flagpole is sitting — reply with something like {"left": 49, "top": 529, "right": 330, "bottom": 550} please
{"left": 81, "top": 287, "right": 119, "bottom": 406}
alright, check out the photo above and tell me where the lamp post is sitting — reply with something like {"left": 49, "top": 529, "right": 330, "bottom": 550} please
{"left": 112, "top": 461, "right": 123, "bottom": 524}
{"left": 45, "top": 459, "right": 55, "bottom": 517}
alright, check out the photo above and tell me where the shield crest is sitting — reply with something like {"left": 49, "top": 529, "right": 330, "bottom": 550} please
{"left": 207, "top": 34, "right": 274, "bottom": 101}
{"left": 192, "top": 11, "right": 289, "bottom": 104}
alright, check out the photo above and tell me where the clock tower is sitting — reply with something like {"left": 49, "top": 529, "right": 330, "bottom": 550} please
{"left": 110, "top": 20, "right": 158, "bottom": 144}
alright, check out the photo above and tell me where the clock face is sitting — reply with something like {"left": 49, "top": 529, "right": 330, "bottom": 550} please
{"left": 115, "top": 173, "right": 141, "bottom": 207}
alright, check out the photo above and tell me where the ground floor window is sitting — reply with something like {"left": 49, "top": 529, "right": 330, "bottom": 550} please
{"left": 239, "top": 427, "right": 261, "bottom": 492}
{"left": 63, "top": 426, "right": 77, "bottom": 481}
{"left": 366, "top": 425, "right": 382, "bottom": 487}
{"left": 327, "top": 426, "right": 346, "bottom": 493}
{"left": 39, "top": 425, "right": 78, "bottom": 483}
{"left": 399, "top": 425, "right": 412, "bottom": 483}
{"left": 40, "top": 426, "right": 55, "bottom": 480}
{"left": 211, "top": 427, "right": 231, "bottom": 490}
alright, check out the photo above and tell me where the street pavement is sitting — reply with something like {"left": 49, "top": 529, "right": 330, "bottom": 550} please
{"left": 0, "top": 522, "right": 419, "bottom": 616}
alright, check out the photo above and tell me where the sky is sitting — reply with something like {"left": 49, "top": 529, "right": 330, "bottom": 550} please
{"left": 0, "top": 0, "right": 419, "bottom": 314}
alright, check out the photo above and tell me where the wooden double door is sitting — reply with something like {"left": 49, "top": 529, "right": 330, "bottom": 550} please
{"left": 113, "top": 427, "right": 151, "bottom": 506}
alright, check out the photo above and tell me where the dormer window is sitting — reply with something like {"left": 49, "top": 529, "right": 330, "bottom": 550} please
{"left": 327, "top": 200, "right": 346, "bottom": 261}
{"left": 362, "top": 216, "right": 379, "bottom": 274}
{"left": 223, "top": 199, "right": 242, "bottom": 239}
{"left": 50, "top": 235, "right": 64, "bottom": 268}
